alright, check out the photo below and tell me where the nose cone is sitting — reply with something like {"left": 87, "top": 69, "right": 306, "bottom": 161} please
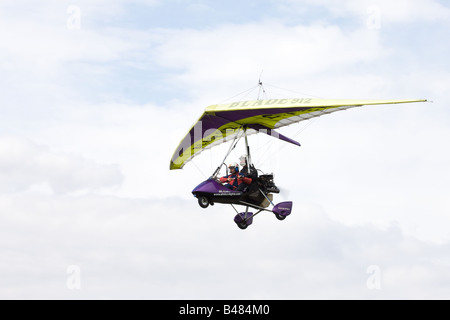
{"left": 192, "top": 180, "right": 212, "bottom": 194}
{"left": 192, "top": 178, "right": 225, "bottom": 194}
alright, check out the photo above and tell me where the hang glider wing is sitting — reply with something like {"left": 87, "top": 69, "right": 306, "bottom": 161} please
{"left": 170, "top": 98, "right": 427, "bottom": 170}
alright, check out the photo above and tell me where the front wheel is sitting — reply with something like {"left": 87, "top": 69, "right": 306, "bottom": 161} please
{"left": 198, "top": 196, "right": 210, "bottom": 208}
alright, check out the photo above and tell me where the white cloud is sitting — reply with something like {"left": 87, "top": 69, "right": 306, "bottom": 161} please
{"left": 152, "top": 22, "right": 387, "bottom": 99}
{"left": 0, "top": 194, "right": 449, "bottom": 299}
{"left": 369, "top": 0, "right": 450, "bottom": 24}
{"left": 0, "top": 135, "right": 123, "bottom": 194}
{"left": 281, "top": 0, "right": 450, "bottom": 24}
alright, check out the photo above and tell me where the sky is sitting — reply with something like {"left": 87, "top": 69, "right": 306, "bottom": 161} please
{"left": 1, "top": 0, "right": 450, "bottom": 300}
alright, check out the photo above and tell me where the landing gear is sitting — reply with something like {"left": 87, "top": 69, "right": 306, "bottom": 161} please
{"left": 236, "top": 220, "right": 248, "bottom": 230}
{"left": 234, "top": 211, "right": 254, "bottom": 230}
{"left": 197, "top": 196, "right": 210, "bottom": 208}
{"left": 275, "top": 213, "right": 286, "bottom": 221}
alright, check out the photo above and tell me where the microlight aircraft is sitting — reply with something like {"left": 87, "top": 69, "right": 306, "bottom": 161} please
{"left": 170, "top": 93, "right": 427, "bottom": 229}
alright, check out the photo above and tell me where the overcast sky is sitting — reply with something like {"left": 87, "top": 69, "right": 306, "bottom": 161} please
{"left": 1, "top": 0, "right": 449, "bottom": 299}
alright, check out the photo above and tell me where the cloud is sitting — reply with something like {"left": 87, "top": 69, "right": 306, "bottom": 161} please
{"left": 280, "top": 0, "right": 450, "bottom": 24}
{"left": 151, "top": 22, "right": 387, "bottom": 98}
{"left": 0, "top": 194, "right": 449, "bottom": 299}
{"left": 0, "top": 135, "right": 123, "bottom": 194}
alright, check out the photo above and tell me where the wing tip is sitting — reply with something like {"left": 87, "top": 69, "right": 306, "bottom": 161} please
{"left": 170, "top": 162, "right": 181, "bottom": 170}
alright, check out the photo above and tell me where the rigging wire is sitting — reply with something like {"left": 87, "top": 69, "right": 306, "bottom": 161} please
{"left": 263, "top": 83, "right": 324, "bottom": 99}
{"left": 256, "top": 117, "right": 320, "bottom": 169}
{"left": 191, "top": 157, "right": 208, "bottom": 180}
{"left": 219, "top": 85, "right": 259, "bottom": 104}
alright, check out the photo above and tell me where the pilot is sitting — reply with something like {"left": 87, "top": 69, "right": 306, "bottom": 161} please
{"left": 236, "top": 154, "right": 257, "bottom": 192}
{"left": 219, "top": 162, "right": 242, "bottom": 190}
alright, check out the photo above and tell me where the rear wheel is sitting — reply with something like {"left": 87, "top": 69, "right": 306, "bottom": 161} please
{"left": 198, "top": 196, "right": 210, "bottom": 208}
{"left": 237, "top": 221, "right": 248, "bottom": 230}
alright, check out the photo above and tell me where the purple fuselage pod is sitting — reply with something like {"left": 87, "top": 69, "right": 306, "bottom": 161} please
{"left": 192, "top": 178, "right": 243, "bottom": 204}
{"left": 192, "top": 178, "right": 229, "bottom": 193}
{"left": 272, "top": 201, "right": 293, "bottom": 217}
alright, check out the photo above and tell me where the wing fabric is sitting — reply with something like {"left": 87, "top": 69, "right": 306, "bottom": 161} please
{"left": 170, "top": 98, "right": 427, "bottom": 170}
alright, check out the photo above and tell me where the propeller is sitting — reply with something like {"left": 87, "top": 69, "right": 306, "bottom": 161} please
{"left": 277, "top": 185, "right": 291, "bottom": 201}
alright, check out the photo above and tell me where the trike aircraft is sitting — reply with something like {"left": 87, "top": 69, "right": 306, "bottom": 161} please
{"left": 170, "top": 93, "right": 427, "bottom": 229}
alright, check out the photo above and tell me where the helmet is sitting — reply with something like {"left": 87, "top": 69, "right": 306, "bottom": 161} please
{"left": 228, "top": 162, "right": 239, "bottom": 172}
{"left": 239, "top": 155, "right": 248, "bottom": 166}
